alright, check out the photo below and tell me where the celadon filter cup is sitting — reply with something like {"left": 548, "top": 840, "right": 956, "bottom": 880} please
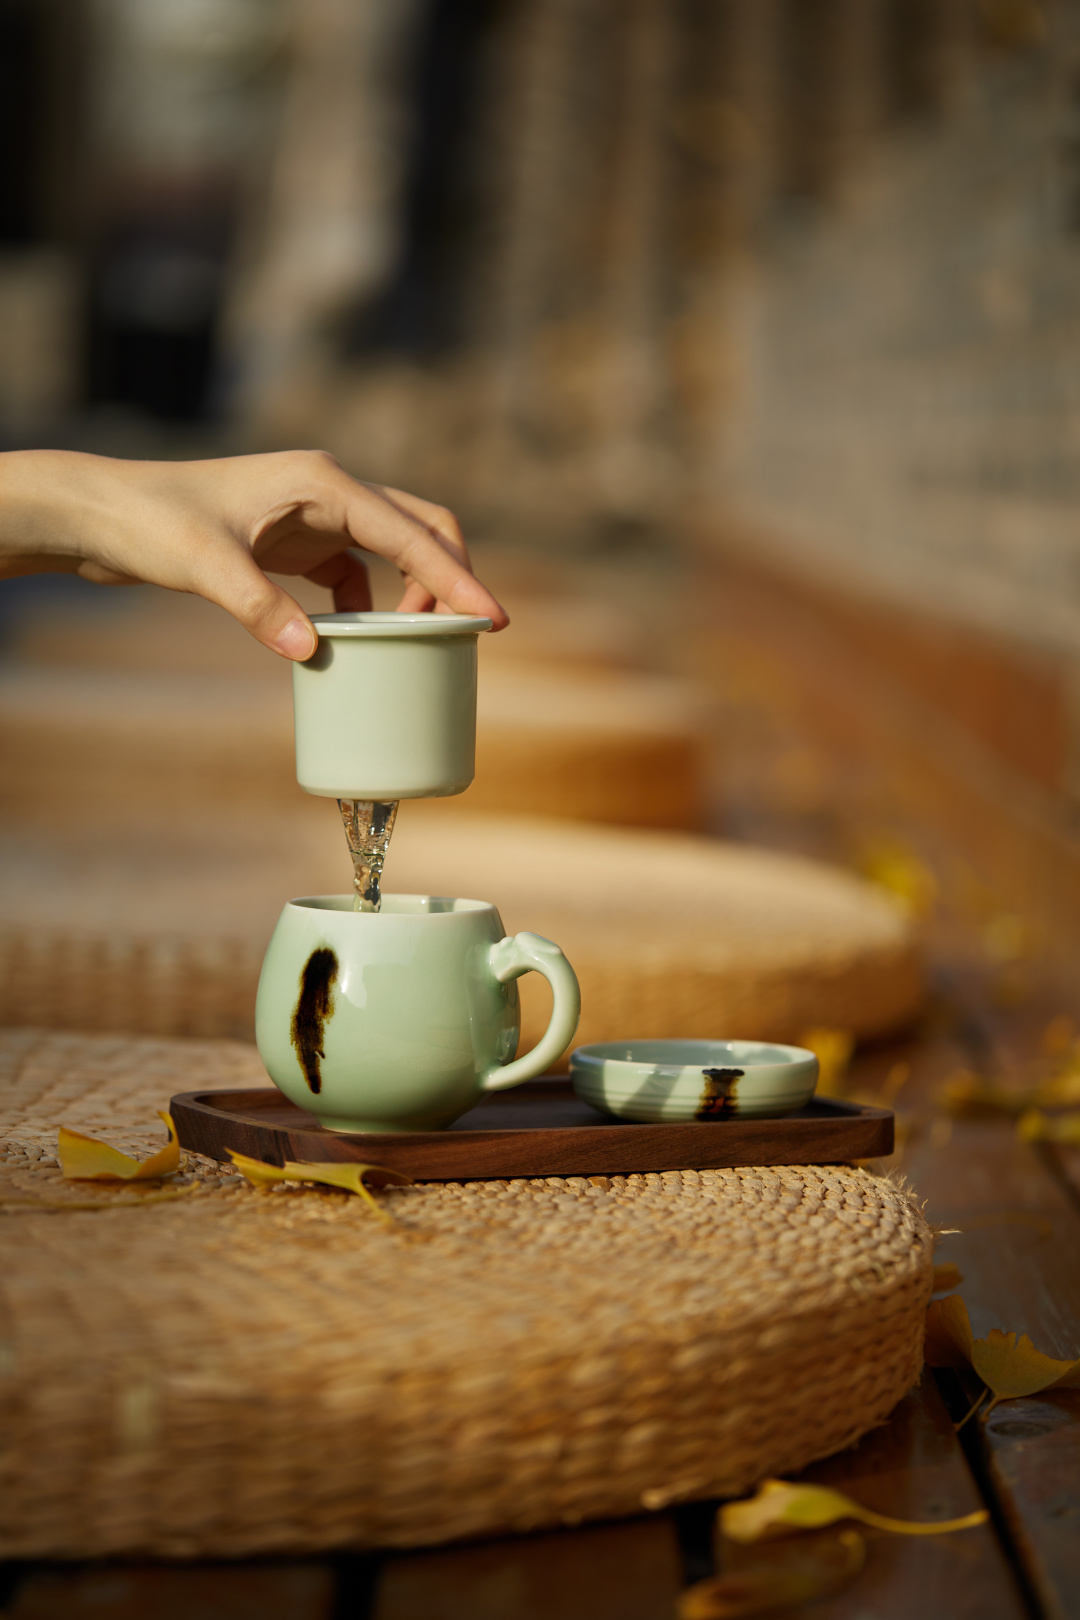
{"left": 292, "top": 612, "right": 492, "bottom": 799}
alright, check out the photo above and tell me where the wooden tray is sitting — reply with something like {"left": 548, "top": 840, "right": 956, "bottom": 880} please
{"left": 171, "top": 1079, "right": 893, "bottom": 1181}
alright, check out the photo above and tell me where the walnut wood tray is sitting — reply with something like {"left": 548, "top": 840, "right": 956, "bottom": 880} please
{"left": 171, "top": 1079, "right": 893, "bottom": 1181}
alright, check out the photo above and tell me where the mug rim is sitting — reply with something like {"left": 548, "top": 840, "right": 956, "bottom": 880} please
{"left": 309, "top": 612, "right": 492, "bottom": 639}
{"left": 286, "top": 893, "right": 497, "bottom": 916}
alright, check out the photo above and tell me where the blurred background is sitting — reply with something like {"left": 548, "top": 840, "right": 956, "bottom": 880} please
{"left": 2, "top": 0, "right": 1079, "bottom": 1049}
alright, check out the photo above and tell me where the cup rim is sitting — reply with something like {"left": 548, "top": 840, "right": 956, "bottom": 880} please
{"left": 309, "top": 611, "right": 492, "bottom": 639}
{"left": 571, "top": 1039, "right": 817, "bottom": 1072}
{"left": 285, "top": 893, "right": 496, "bottom": 916}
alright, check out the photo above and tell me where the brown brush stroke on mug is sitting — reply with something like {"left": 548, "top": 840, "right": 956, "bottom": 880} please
{"left": 291, "top": 947, "right": 338, "bottom": 1094}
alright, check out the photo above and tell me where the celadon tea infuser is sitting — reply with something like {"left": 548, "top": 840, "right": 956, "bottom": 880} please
{"left": 293, "top": 610, "right": 486, "bottom": 910}
{"left": 255, "top": 612, "right": 582, "bottom": 1133}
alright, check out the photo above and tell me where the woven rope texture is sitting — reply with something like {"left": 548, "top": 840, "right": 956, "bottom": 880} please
{"left": 0, "top": 1031, "right": 932, "bottom": 1560}
{"left": 0, "top": 814, "right": 922, "bottom": 1050}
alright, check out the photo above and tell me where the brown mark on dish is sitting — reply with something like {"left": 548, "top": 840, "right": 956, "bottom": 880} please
{"left": 697, "top": 1068, "right": 743, "bottom": 1119}
{"left": 291, "top": 947, "right": 338, "bottom": 1094}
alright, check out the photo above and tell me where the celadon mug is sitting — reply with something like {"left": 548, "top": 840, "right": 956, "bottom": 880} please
{"left": 255, "top": 894, "right": 581, "bottom": 1132}
{"left": 293, "top": 612, "right": 492, "bottom": 800}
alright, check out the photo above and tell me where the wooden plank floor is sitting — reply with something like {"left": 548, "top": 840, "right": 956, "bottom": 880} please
{"left": 908, "top": 987, "right": 1080, "bottom": 1620}
{"left": 4, "top": 973, "right": 1076, "bottom": 1616}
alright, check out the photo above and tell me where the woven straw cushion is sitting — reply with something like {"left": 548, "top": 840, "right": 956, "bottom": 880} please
{"left": 468, "top": 663, "right": 706, "bottom": 828}
{"left": 0, "top": 810, "right": 324, "bottom": 1041}
{"left": 0, "top": 813, "right": 920, "bottom": 1051}
{"left": 0, "top": 1030, "right": 932, "bottom": 1560}
{"left": 0, "top": 657, "right": 706, "bottom": 830}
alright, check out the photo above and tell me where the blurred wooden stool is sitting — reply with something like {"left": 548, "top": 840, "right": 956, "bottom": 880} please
{"left": 0, "top": 811, "right": 921, "bottom": 1052}
{"left": 0, "top": 808, "right": 343, "bottom": 1039}
{"left": 0, "top": 659, "right": 709, "bottom": 830}
{"left": 470, "top": 663, "right": 706, "bottom": 828}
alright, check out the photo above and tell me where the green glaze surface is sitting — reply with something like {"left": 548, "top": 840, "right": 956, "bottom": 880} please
{"left": 570, "top": 1039, "right": 818, "bottom": 1123}
{"left": 292, "top": 612, "right": 491, "bottom": 799}
{"left": 256, "top": 894, "right": 581, "bottom": 1133}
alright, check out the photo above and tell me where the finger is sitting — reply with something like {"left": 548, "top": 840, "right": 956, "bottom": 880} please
{"left": 332, "top": 477, "right": 508, "bottom": 628}
{"left": 304, "top": 549, "right": 372, "bottom": 612}
{"left": 370, "top": 484, "right": 471, "bottom": 565}
{"left": 396, "top": 579, "right": 437, "bottom": 613}
{"left": 190, "top": 541, "right": 316, "bottom": 660}
{"left": 245, "top": 455, "right": 508, "bottom": 628}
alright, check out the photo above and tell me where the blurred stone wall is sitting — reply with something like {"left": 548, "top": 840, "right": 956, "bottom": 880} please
{"left": 8, "top": 0, "right": 1071, "bottom": 670}
{"left": 728, "top": 4, "right": 1080, "bottom": 668}
{"left": 256, "top": 0, "right": 1065, "bottom": 566}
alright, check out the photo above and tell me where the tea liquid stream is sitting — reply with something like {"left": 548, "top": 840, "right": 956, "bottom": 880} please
{"left": 338, "top": 800, "right": 399, "bottom": 912}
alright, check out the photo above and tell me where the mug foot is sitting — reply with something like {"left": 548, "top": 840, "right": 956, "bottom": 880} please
{"left": 318, "top": 1116, "right": 430, "bottom": 1135}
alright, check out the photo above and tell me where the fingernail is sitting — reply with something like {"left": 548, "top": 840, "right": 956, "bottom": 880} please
{"left": 275, "top": 618, "right": 316, "bottom": 660}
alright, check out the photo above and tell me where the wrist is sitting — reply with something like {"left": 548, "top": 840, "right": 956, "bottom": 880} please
{"left": 0, "top": 450, "right": 116, "bottom": 564}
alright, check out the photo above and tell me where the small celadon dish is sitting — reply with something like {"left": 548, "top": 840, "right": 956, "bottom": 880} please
{"left": 570, "top": 1039, "right": 819, "bottom": 1123}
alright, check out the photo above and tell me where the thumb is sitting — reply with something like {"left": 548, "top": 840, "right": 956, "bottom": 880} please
{"left": 196, "top": 546, "right": 317, "bottom": 661}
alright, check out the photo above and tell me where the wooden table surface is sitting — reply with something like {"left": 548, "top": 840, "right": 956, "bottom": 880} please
{"left": 2, "top": 959, "right": 1077, "bottom": 1620}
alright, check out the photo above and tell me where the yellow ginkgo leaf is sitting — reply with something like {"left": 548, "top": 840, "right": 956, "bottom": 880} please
{"left": 719, "top": 1478, "right": 987, "bottom": 1542}
{"left": 858, "top": 840, "right": 937, "bottom": 918}
{"left": 923, "top": 1293, "right": 974, "bottom": 1371}
{"left": 974, "top": 1329, "right": 1080, "bottom": 1401}
{"left": 931, "top": 1261, "right": 963, "bottom": 1294}
{"left": 799, "top": 1029, "right": 854, "bottom": 1098}
{"left": 678, "top": 1529, "right": 865, "bottom": 1618}
{"left": 1017, "top": 1108, "right": 1080, "bottom": 1147}
{"left": 924, "top": 1295, "right": 1080, "bottom": 1419}
{"left": 1038, "top": 1071, "right": 1080, "bottom": 1107}
{"left": 940, "top": 1072, "right": 1029, "bottom": 1118}
{"left": 228, "top": 1152, "right": 411, "bottom": 1221}
{"left": 944, "top": 1069, "right": 1080, "bottom": 1123}
{"left": 58, "top": 1112, "right": 180, "bottom": 1181}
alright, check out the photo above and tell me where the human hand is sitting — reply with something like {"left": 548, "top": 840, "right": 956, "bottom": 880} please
{"left": 0, "top": 449, "right": 508, "bottom": 659}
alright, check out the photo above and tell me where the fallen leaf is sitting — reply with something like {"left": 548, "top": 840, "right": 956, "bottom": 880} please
{"left": 975, "top": 1331, "right": 1080, "bottom": 1401}
{"left": 1039, "top": 1071, "right": 1080, "bottom": 1107}
{"left": 58, "top": 1113, "right": 180, "bottom": 1181}
{"left": 858, "top": 840, "right": 937, "bottom": 918}
{"left": 678, "top": 1529, "right": 865, "bottom": 1618}
{"left": 720, "top": 1478, "right": 987, "bottom": 1541}
{"left": 878, "top": 1061, "right": 910, "bottom": 1108}
{"left": 800, "top": 1029, "right": 854, "bottom": 1098}
{"left": 924, "top": 1295, "right": 1080, "bottom": 1419}
{"left": 923, "top": 1293, "right": 975, "bottom": 1372}
{"left": 228, "top": 1152, "right": 411, "bottom": 1221}
{"left": 1017, "top": 1109, "right": 1080, "bottom": 1147}
{"left": 940, "top": 1072, "right": 1029, "bottom": 1118}
{"left": 942, "top": 1061, "right": 1080, "bottom": 1121}
{"left": 932, "top": 1262, "right": 963, "bottom": 1293}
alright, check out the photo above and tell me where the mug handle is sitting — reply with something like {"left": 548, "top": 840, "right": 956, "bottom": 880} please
{"left": 481, "top": 932, "right": 581, "bottom": 1092}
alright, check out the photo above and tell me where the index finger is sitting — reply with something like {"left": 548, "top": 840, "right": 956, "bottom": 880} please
{"left": 365, "top": 483, "right": 471, "bottom": 567}
{"left": 337, "top": 474, "right": 508, "bottom": 628}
